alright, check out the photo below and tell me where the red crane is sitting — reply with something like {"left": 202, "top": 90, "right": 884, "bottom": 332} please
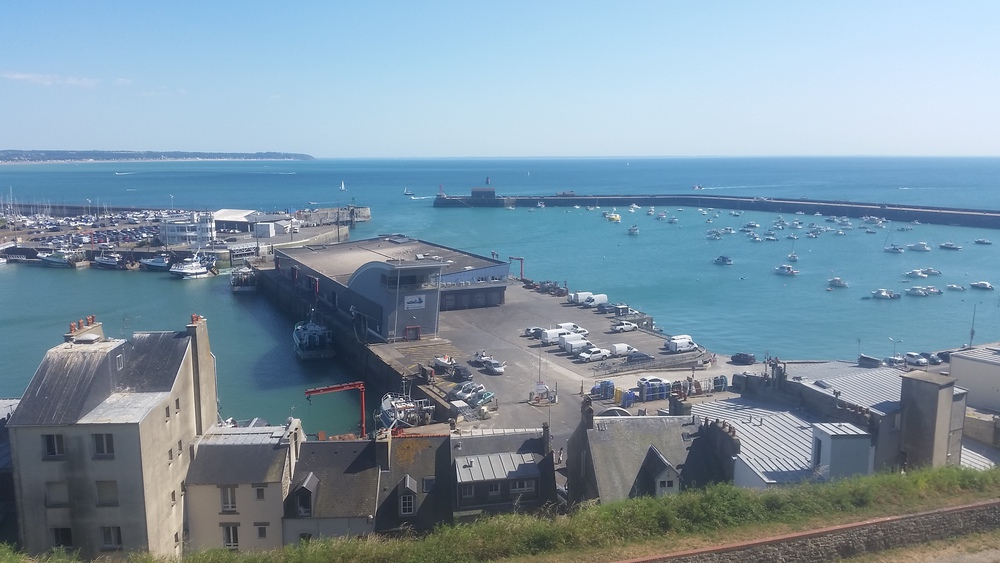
{"left": 304, "top": 381, "right": 367, "bottom": 437}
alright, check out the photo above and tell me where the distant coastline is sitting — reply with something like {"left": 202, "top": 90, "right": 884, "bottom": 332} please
{"left": 0, "top": 150, "right": 314, "bottom": 164}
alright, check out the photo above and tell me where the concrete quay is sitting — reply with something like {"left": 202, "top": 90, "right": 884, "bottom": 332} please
{"left": 367, "top": 282, "right": 741, "bottom": 446}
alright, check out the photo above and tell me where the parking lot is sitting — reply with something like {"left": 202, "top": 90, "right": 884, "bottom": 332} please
{"left": 376, "top": 282, "right": 742, "bottom": 443}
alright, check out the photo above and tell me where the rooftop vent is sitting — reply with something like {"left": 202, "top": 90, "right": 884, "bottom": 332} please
{"left": 74, "top": 333, "right": 102, "bottom": 344}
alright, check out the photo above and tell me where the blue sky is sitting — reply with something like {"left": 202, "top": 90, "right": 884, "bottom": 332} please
{"left": 2, "top": 2, "right": 998, "bottom": 158}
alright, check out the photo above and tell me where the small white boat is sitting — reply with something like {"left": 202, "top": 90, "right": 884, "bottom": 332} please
{"left": 883, "top": 244, "right": 905, "bottom": 254}
{"left": 470, "top": 350, "right": 493, "bottom": 366}
{"left": 403, "top": 187, "right": 414, "bottom": 196}
{"left": 939, "top": 242, "right": 962, "bottom": 250}
{"left": 975, "top": 239, "right": 993, "bottom": 245}
{"left": 714, "top": 255, "right": 733, "bottom": 266}
{"left": 606, "top": 212, "right": 621, "bottom": 223}
{"left": 656, "top": 211, "right": 667, "bottom": 220}
{"left": 947, "top": 284, "right": 967, "bottom": 291}
{"left": 907, "top": 242, "right": 932, "bottom": 251}
{"left": 905, "top": 287, "right": 929, "bottom": 296}
{"left": 828, "top": 277, "right": 848, "bottom": 288}
{"left": 787, "top": 252, "right": 799, "bottom": 262}
{"left": 433, "top": 355, "right": 459, "bottom": 371}
{"left": 774, "top": 264, "right": 799, "bottom": 276}
{"left": 921, "top": 268, "right": 942, "bottom": 276}
{"left": 627, "top": 224, "right": 639, "bottom": 236}
{"left": 970, "top": 281, "right": 995, "bottom": 290}
{"left": 904, "top": 269, "right": 928, "bottom": 279}
{"left": 647, "top": 207, "right": 655, "bottom": 216}
{"left": 924, "top": 286, "right": 943, "bottom": 295}
{"left": 871, "top": 288, "right": 901, "bottom": 299}
{"left": 667, "top": 216, "right": 678, "bottom": 224}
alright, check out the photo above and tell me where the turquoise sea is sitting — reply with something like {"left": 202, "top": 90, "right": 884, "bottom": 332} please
{"left": 3, "top": 157, "right": 1000, "bottom": 435}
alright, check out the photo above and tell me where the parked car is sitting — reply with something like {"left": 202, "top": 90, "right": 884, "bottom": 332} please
{"left": 524, "top": 326, "right": 544, "bottom": 337}
{"left": 732, "top": 352, "right": 757, "bottom": 365}
{"left": 596, "top": 301, "right": 623, "bottom": 314}
{"left": 483, "top": 359, "right": 507, "bottom": 375}
{"left": 578, "top": 348, "right": 611, "bottom": 362}
{"left": 452, "top": 365, "right": 473, "bottom": 381}
{"left": 936, "top": 350, "right": 952, "bottom": 362}
{"left": 883, "top": 355, "right": 905, "bottom": 367}
{"left": 904, "top": 352, "right": 928, "bottom": 366}
{"left": 626, "top": 351, "right": 655, "bottom": 364}
{"left": 920, "top": 352, "right": 943, "bottom": 365}
{"left": 571, "top": 327, "right": 590, "bottom": 337}
{"left": 611, "top": 320, "right": 638, "bottom": 333}
{"left": 637, "top": 376, "right": 665, "bottom": 387}
{"left": 470, "top": 390, "right": 495, "bottom": 407}
{"left": 451, "top": 382, "right": 485, "bottom": 402}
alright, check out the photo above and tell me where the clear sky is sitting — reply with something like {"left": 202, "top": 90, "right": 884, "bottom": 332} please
{"left": 2, "top": 2, "right": 998, "bottom": 158}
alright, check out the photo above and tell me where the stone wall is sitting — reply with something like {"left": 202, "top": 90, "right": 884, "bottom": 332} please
{"left": 620, "top": 499, "right": 1000, "bottom": 563}
{"left": 965, "top": 415, "right": 1000, "bottom": 448}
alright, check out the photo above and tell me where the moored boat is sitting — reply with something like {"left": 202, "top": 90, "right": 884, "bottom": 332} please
{"left": 975, "top": 238, "right": 993, "bottom": 245}
{"left": 714, "top": 255, "right": 733, "bottom": 266}
{"left": 904, "top": 269, "right": 928, "bottom": 279}
{"left": 93, "top": 251, "right": 124, "bottom": 270}
{"left": 970, "top": 281, "right": 994, "bottom": 290}
{"left": 947, "top": 284, "right": 966, "bottom": 291}
{"left": 293, "top": 310, "right": 336, "bottom": 360}
{"left": 774, "top": 264, "right": 798, "bottom": 276}
{"left": 871, "top": 288, "right": 901, "bottom": 299}
{"left": 378, "top": 391, "right": 435, "bottom": 430}
{"left": 939, "top": 242, "right": 962, "bottom": 250}
{"left": 40, "top": 248, "right": 81, "bottom": 268}
{"left": 828, "top": 277, "right": 848, "bottom": 288}
{"left": 230, "top": 265, "right": 257, "bottom": 292}
{"left": 169, "top": 251, "right": 216, "bottom": 279}
{"left": 905, "top": 287, "right": 929, "bottom": 296}
{"left": 627, "top": 224, "right": 639, "bottom": 236}
{"left": 139, "top": 253, "right": 172, "bottom": 271}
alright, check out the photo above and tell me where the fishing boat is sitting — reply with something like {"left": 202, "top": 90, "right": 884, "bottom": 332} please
{"left": 139, "top": 253, "right": 172, "bottom": 271}
{"left": 93, "top": 251, "right": 124, "bottom": 270}
{"left": 378, "top": 388, "right": 435, "bottom": 430}
{"left": 168, "top": 251, "right": 216, "bottom": 279}
{"left": 230, "top": 265, "right": 257, "bottom": 292}
{"left": 40, "top": 248, "right": 80, "bottom": 268}
{"left": 293, "top": 310, "right": 336, "bottom": 360}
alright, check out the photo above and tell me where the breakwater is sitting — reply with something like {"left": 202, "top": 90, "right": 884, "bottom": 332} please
{"left": 433, "top": 192, "right": 1000, "bottom": 229}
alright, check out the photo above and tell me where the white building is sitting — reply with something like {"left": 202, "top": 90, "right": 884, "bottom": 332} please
{"left": 949, "top": 347, "right": 1000, "bottom": 412}
{"left": 162, "top": 212, "right": 216, "bottom": 247}
{"left": 185, "top": 419, "right": 304, "bottom": 552}
{"left": 7, "top": 315, "right": 218, "bottom": 559}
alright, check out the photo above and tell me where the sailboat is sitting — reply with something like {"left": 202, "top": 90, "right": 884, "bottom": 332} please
{"left": 787, "top": 239, "right": 799, "bottom": 262}
{"left": 340, "top": 181, "right": 346, "bottom": 192}
{"left": 883, "top": 230, "right": 905, "bottom": 253}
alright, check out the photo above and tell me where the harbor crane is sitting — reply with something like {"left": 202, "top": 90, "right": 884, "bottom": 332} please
{"left": 304, "top": 381, "right": 367, "bottom": 438}
{"left": 508, "top": 256, "right": 524, "bottom": 280}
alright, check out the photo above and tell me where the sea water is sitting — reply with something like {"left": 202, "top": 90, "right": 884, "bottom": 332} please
{"left": 3, "top": 157, "right": 1000, "bottom": 435}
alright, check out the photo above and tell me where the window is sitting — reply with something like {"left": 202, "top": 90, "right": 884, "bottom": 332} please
{"left": 45, "top": 482, "right": 69, "bottom": 507}
{"left": 96, "top": 481, "right": 119, "bottom": 506}
{"left": 165, "top": 406, "right": 171, "bottom": 420}
{"left": 221, "top": 486, "right": 237, "bottom": 512}
{"left": 488, "top": 482, "right": 501, "bottom": 497}
{"left": 175, "top": 398, "right": 181, "bottom": 413}
{"left": 100, "top": 526, "right": 122, "bottom": 550}
{"left": 170, "top": 490, "right": 176, "bottom": 505}
{"left": 43, "top": 434, "right": 65, "bottom": 457}
{"left": 52, "top": 527, "right": 72, "bottom": 547}
{"left": 461, "top": 484, "right": 474, "bottom": 499}
{"left": 257, "top": 526, "right": 267, "bottom": 539}
{"left": 115, "top": 354, "right": 124, "bottom": 370}
{"left": 666, "top": 480, "right": 674, "bottom": 488}
{"left": 168, "top": 448, "right": 173, "bottom": 463}
{"left": 256, "top": 487, "right": 265, "bottom": 501}
{"left": 400, "top": 494, "right": 415, "bottom": 515}
{"left": 177, "top": 440, "right": 183, "bottom": 457}
{"left": 422, "top": 477, "right": 436, "bottom": 493}
{"left": 223, "top": 525, "right": 239, "bottom": 550}
{"left": 511, "top": 480, "right": 535, "bottom": 493}
{"left": 659, "top": 480, "right": 666, "bottom": 488}
{"left": 93, "top": 433, "right": 115, "bottom": 457}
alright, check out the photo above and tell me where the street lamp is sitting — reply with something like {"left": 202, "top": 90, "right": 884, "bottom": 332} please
{"left": 889, "top": 337, "right": 902, "bottom": 358}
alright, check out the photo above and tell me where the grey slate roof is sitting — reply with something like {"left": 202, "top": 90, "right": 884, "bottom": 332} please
{"left": 287, "top": 440, "right": 379, "bottom": 519}
{"left": 586, "top": 416, "right": 695, "bottom": 503}
{"left": 451, "top": 428, "right": 547, "bottom": 459}
{"left": 951, "top": 347, "right": 1000, "bottom": 365}
{"left": 691, "top": 399, "right": 821, "bottom": 485}
{"left": 813, "top": 422, "right": 868, "bottom": 436}
{"left": 9, "top": 330, "right": 189, "bottom": 427}
{"left": 186, "top": 426, "right": 293, "bottom": 485}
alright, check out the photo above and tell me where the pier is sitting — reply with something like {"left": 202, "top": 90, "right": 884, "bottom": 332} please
{"left": 433, "top": 190, "right": 1000, "bottom": 229}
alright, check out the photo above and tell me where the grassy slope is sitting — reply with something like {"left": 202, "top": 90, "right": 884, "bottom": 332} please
{"left": 6, "top": 465, "right": 1000, "bottom": 563}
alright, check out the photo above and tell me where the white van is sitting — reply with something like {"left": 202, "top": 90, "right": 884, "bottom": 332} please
{"left": 540, "top": 328, "right": 573, "bottom": 346}
{"left": 566, "top": 291, "right": 593, "bottom": 304}
{"left": 557, "top": 322, "right": 584, "bottom": 333}
{"left": 668, "top": 334, "right": 692, "bottom": 342}
{"left": 559, "top": 332, "right": 586, "bottom": 351}
{"left": 582, "top": 294, "right": 609, "bottom": 308}
{"left": 668, "top": 339, "right": 698, "bottom": 353}
{"left": 566, "top": 340, "right": 595, "bottom": 355}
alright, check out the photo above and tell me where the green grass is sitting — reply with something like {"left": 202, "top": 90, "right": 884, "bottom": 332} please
{"left": 6, "top": 465, "right": 1000, "bottom": 562}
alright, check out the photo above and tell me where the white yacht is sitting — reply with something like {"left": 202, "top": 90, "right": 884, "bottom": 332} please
{"left": 828, "top": 277, "right": 848, "bottom": 288}
{"left": 970, "top": 281, "right": 995, "bottom": 290}
{"left": 907, "top": 242, "right": 932, "bottom": 252}
{"left": 774, "top": 264, "right": 798, "bottom": 276}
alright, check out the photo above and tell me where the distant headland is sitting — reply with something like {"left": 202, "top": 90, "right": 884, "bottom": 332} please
{"left": 0, "top": 150, "right": 314, "bottom": 164}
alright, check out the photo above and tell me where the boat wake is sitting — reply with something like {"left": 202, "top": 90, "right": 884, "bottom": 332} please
{"left": 409, "top": 195, "right": 434, "bottom": 200}
{"left": 114, "top": 172, "right": 134, "bottom": 175}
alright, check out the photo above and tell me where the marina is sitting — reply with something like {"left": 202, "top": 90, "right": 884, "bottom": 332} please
{"left": 4, "top": 157, "right": 1000, "bottom": 437}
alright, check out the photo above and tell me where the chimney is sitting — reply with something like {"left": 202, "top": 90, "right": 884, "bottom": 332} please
{"left": 64, "top": 314, "right": 104, "bottom": 343}
{"left": 186, "top": 315, "right": 217, "bottom": 436}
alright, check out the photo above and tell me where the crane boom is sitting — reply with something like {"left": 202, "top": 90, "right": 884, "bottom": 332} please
{"left": 304, "top": 381, "right": 366, "bottom": 437}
